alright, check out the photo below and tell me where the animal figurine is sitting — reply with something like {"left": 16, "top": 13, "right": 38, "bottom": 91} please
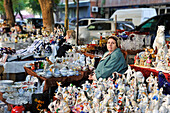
{"left": 153, "top": 25, "right": 166, "bottom": 51}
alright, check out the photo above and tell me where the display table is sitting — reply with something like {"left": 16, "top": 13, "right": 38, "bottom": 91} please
{"left": 0, "top": 61, "right": 34, "bottom": 81}
{"left": 0, "top": 42, "right": 31, "bottom": 50}
{"left": 130, "top": 64, "right": 170, "bottom": 82}
{"left": 24, "top": 67, "right": 92, "bottom": 92}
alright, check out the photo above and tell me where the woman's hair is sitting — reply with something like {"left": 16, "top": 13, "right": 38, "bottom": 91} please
{"left": 108, "top": 36, "right": 119, "bottom": 47}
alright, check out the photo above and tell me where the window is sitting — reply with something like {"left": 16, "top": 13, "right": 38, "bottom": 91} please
{"left": 78, "top": 20, "right": 88, "bottom": 26}
{"left": 159, "top": 15, "right": 170, "bottom": 39}
{"left": 87, "top": 24, "right": 96, "bottom": 30}
{"left": 138, "top": 17, "right": 160, "bottom": 32}
{"left": 87, "top": 23, "right": 111, "bottom": 30}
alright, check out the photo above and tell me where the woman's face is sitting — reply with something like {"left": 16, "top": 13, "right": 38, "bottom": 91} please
{"left": 107, "top": 38, "right": 117, "bottom": 53}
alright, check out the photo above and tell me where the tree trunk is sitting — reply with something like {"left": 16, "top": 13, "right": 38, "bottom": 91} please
{"left": 19, "top": 11, "right": 23, "bottom": 20}
{"left": 4, "top": 0, "right": 15, "bottom": 27}
{"left": 38, "top": 0, "right": 54, "bottom": 33}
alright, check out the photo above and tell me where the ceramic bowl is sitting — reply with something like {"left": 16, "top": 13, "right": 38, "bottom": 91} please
{"left": 60, "top": 67, "right": 68, "bottom": 73}
{"left": 61, "top": 72, "right": 68, "bottom": 76}
{"left": 68, "top": 69, "right": 75, "bottom": 76}
{"left": 54, "top": 71, "right": 61, "bottom": 77}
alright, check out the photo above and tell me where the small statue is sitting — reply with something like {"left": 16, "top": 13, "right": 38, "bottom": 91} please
{"left": 146, "top": 72, "right": 155, "bottom": 93}
{"left": 134, "top": 53, "right": 140, "bottom": 65}
{"left": 48, "top": 92, "right": 70, "bottom": 113}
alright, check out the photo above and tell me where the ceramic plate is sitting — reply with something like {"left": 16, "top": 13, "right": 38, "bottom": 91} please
{"left": 0, "top": 80, "right": 14, "bottom": 85}
{"left": 14, "top": 81, "right": 23, "bottom": 85}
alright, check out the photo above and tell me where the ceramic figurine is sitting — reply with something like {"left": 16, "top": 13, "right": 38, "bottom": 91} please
{"left": 93, "top": 88, "right": 102, "bottom": 112}
{"left": 48, "top": 92, "right": 70, "bottom": 113}
{"left": 146, "top": 72, "right": 155, "bottom": 93}
{"left": 137, "top": 92, "right": 148, "bottom": 113}
{"left": 153, "top": 25, "right": 166, "bottom": 51}
{"left": 151, "top": 89, "right": 160, "bottom": 112}
{"left": 134, "top": 53, "right": 140, "bottom": 65}
{"left": 145, "top": 57, "right": 151, "bottom": 67}
{"left": 140, "top": 56, "right": 145, "bottom": 66}
{"left": 65, "top": 94, "right": 76, "bottom": 107}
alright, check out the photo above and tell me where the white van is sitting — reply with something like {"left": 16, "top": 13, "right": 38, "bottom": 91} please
{"left": 110, "top": 8, "right": 157, "bottom": 26}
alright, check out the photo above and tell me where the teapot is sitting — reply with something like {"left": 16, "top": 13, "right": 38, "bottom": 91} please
{"left": 11, "top": 105, "right": 25, "bottom": 113}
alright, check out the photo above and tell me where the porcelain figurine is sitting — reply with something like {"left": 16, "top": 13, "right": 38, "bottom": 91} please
{"left": 146, "top": 72, "right": 155, "bottom": 93}
{"left": 137, "top": 92, "right": 148, "bottom": 113}
{"left": 140, "top": 55, "right": 145, "bottom": 66}
{"left": 153, "top": 25, "right": 166, "bottom": 51}
{"left": 135, "top": 71, "right": 145, "bottom": 85}
{"left": 74, "top": 90, "right": 88, "bottom": 107}
{"left": 92, "top": 88, "right": 102, "bottom": 112}
{"left": 53, "top": 68, "right": 61, "bottom": 77}
{"left": 145, "top": 57, "right": 151, "bottom": 67}
{"left": 86, "top": 56, "right": 91, "bottom": 65}
{"left": 65, "top": 94, "right": 76, "bottom": 107}
{"left": 48, "top": 92, "right": 70, "bottom": 113}
{"left": 151, "top": 89, "right": 160, "bottom": 112}
{"left": 134, "top": 53, "right": 140, "bottom": 65}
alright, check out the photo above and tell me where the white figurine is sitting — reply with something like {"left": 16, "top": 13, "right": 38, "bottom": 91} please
{"left": 48, "top": 92, "right": 70, "bottom": 113}
{"left": 146, "top": 72, "right": 155, "bottom": 93}
{"left": 153, "top": 25, "right": 166, "bottom": 51}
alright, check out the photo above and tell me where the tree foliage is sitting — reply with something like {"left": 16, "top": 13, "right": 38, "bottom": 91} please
{"left": 12, "top": 0, "right": 27, "bottom": 13}
{"left": 26, "top": 0, "right": 41, "bottom": 15}
{"left": 0, "top": 1, "right": 5, "bottom": 13}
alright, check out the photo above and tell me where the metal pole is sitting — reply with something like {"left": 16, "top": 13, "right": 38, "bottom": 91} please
{"left": 114, "top": 15, "right": 117, "bottom": 33}
{"left": 76, "top": 0, "right": 79, "bottom": 45}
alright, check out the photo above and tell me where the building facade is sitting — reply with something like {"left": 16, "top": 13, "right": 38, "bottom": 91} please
{"left": 95, "top": 0, "right": 170, "bottom": 18}
{"left": 58, "top": 0, "right": 170, "bottom": 22}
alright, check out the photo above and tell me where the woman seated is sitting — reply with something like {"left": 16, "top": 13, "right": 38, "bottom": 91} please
{"left": 56, "top": 30, "right": 75, "bottom": 57}
{"left": 88, "top": 36, "right": 128, "bottom": 80}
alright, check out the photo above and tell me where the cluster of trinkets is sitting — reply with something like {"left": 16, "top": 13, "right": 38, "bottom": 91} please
{"left": 48, "top": 66, "right": 170, "bottom": 113}
{"left": 134, "top": 25, "right": 170, "bottom": 72}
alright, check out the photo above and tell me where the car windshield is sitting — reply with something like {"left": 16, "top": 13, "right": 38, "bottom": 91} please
{"left": 136, "top": 16, "right": 161, "bottom": 32}
{"left": 87, "top": 23, "right": 111, "bottom": 30}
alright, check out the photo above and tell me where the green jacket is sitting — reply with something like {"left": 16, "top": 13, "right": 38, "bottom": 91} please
{"left": 95, "top": 48, "right": 128, "bottom": 80}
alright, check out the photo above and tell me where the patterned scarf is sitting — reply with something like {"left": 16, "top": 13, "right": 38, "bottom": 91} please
{"left": 101, "top": 52, "right": 111, "bottom": 61}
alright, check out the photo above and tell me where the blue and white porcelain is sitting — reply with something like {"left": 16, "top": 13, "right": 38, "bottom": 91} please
{"left": 45, "top": 70, "right": 53, "bottom": 78}
{"left": 53, "top": 68, "right": 61, "bottom": 77}
{"left": 68, "top": 69, "right": 75, "bottom": 76}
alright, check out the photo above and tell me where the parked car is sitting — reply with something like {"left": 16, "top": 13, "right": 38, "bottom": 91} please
{"left": 78, "top": 20, "right": 135, "bottom": 44}
{"left": 27, "top": 18, "right": 43, "bottom": 28}
{"left": 16, "top": 20, "right": 26, "bottom": 26}
{"left": 55, "top": 22, "right": 75, "bottom": 30}
{"left": 131, "top": 13, "right": 170, "bottom": 45}
{"left": 75, "top": 18, "right": 109, "bottom": 32}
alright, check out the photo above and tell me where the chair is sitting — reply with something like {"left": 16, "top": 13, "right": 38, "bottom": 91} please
{"left": 121, "top": 49, "right": 127, "bottom": 60}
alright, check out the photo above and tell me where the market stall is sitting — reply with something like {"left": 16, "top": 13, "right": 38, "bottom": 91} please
{"left": 0, "top": 23, "right": 170, "bottom": 113}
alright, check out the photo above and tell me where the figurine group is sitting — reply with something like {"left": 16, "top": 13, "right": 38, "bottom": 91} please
{"left": 134, "top": 25, "right": 170, "bottom": 71}
{"left": 48, "top": 65, "right": 170, "bottom": 113}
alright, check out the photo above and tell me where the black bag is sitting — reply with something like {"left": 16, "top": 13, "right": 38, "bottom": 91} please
{"left": 31, "top": 93, "right": 50, "bottom": 113}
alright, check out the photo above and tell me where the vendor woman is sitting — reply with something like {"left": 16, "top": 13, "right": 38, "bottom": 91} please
{"left": 88, "top": 36, "right": 128, "bottom": 80}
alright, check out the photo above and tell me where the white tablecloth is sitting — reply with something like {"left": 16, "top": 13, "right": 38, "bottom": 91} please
{"left": 3, "top": 61, "right": 34, "bottom": 73}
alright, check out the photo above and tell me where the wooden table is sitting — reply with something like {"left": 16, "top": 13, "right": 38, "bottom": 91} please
{"left": 24, "top": 67, "right": 92, "bottom": 92}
